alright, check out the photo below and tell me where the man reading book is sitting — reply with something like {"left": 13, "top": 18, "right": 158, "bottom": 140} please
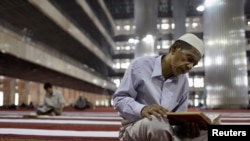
{"left": 113, "top": 33, "right": 208, "bottom": 141}
{"left": 36, "top": 82, "right": 64, "bottom": 116}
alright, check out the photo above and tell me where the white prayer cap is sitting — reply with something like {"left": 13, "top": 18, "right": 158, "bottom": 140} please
{"left": 177, "top": 33, "right": 204, "bottom": 56}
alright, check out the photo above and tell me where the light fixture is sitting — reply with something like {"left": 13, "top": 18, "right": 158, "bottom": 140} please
{"left": 196, "top": 5, "right": 205, "bottom": 12}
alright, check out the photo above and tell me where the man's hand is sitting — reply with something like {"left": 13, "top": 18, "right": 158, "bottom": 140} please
{"left": 59, "top": 104, "right": 64, "bottom": 114}
{"left": 141, "top": 104, "right": 169, "bottom": 120}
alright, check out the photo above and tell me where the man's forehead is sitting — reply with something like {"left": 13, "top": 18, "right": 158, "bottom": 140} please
{"left": 190, "top": 47, "right": 201, "bottom": 58}
{"left": 183, "top": 48, "right": 201, "bottom": 59}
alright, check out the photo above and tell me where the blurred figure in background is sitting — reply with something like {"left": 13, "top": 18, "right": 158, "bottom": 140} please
{"left": 74, "top": 96, "right": 87, "bottom": 110}
{"left": 74, "top": 96, "right": 93, "bottom": 110}
{"left": 36, "top": 82, "right": 64, "bottom": 116}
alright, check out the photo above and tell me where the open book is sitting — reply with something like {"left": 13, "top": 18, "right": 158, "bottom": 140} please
{"left": 23, "top": 106, "right": 53, "bottom": 118}
{"left": 167, "top": 112, "right": 221, "bottom": 127}
{"left": 37, "top": 106, "right": 52, "bottom": 113}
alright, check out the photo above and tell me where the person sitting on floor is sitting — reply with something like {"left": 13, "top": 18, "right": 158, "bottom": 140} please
{"left": 36, "top": 82, "right": 64, "bottom": 116}
{"left": 113, "top": 33, "right": 207, "bottom": 141}
{"left": 74, "top": 96, "right": 94, "bottom": 110}
{"left": 28, "top": 102, "right": 35, "bottom": 109}
{"left": 74, "top": 96, "right": 87, "bottom": 110}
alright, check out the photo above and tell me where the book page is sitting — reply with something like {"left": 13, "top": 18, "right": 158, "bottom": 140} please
{"left": 204, "top": 113, "right": 221, "bottom": 124}
{"left": 37, "top": 106, "right": 52, "bottom": 113}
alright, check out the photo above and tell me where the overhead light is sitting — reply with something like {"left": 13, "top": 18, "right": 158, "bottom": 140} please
{"left": 124, "top": 25, "right": 130, "bottom": 31}
{"left": 116, "top": 26, "right": 121, "bottom": 30}
{"left": 128, "top": 38, "right": 139, "bottom": 44}
{"left": 161, "top": 23, "right": 169, "bottom": 30}
{"left": 142, "top": 34, "right": 154, "bottom": 43}
{"left": 196, "top": 5, "right": 205, "bottom": 12}
{"left": 192, "top": 22, "right": 198, "bottom": 28}
{"left": 171, "top": 23, "right": 175, "bottom": 29}
{"left": 204, "top": 0, "right": 216, "bottom": 7}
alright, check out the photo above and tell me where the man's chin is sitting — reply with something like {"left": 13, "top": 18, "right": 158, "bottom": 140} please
{"left": 173, "top": 71, "right": 184, "bottom": 76}
{"left": 173, "top": 72, "right": 180, "bottom": 77}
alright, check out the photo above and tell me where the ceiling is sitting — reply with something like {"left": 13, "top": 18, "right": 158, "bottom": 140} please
{"left": 0, "top": 0, "right": 250, "bottom": 94}
{"left": 103, "top": 0, "right": 204, "bottom": 19}
{"left": 0, "top": 52, "right": 113, "bottom": 94}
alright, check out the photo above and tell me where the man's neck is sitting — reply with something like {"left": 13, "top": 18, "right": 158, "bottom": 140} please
{"left": 161, "top": 55, "right": 173, "bottom": 80}
{"left": 48, "top": 92, "right": 53, "bottom": 97}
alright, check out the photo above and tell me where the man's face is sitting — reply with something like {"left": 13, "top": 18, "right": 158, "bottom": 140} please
{"left": 171, "top": 46, "right": 201, "bottom": 76}
{"left": 45, "top": 87, "right": 53, "bottom": 95}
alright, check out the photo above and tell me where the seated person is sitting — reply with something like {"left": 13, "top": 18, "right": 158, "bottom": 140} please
{"left": 113, "top": 33, "right": 208, "bottom": 141}
{"left": 36, "top": 82, "right": 64, "bottom": 116}
{"left": 20, "top": 102, "right": 28, "bottom": 108}
{"left": 28, "top": 102, "right": 35, "bottom": 109}
{"left": 74, "top": 96, "right": 87, "bottom": 110}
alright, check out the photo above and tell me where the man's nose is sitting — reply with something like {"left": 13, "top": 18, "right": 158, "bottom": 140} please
{"left": 186, "top": 63, "right": 194, "bottom": 69}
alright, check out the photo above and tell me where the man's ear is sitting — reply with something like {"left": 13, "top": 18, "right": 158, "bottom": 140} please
{"left": 169, "top": 42, "right": 181, "bottom": 54}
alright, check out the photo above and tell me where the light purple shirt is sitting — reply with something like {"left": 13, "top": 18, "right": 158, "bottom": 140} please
{"left": 113, "top": 55, "right": 190, "bottom": 122}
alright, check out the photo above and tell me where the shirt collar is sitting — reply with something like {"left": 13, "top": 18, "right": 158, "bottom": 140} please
{"left": 46, "top": 91, "right": 54, "bottom": 97}
{"left": 151, "top": 55, "right": 164, "bottom": 78}
{"left": 151, "top": 55, "right": 180, "bottom": 82}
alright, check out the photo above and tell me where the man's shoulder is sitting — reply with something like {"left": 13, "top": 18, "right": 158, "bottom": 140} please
{"left": 132, "top": 55, "right": 158, "bottom": 65}
{"left": 134, "top": 55, "right": 156, "bottom": 61}
{"left": 53, "top": 90, "right": 63, "bottom": 96}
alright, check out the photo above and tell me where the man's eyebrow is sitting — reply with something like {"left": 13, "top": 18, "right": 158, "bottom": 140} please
{"left": 182, "top": 49, "right": 201, "bottom": 61}
{"left": 186, "top": 53, "right": 199, "bottom": 65}
{"left": 186, "top": 52, "right": 197, "bottom": 58}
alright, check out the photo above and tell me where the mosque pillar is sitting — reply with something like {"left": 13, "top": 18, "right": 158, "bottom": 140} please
{"left": 3, "top": 77, "right": 16, "bottom": 106}
{"left": 17, "top": 80, "right": 29, "bottom": 105}
{"left": 204, "top": 0, "right": 248, "bottom": 108}
{"left": 172, "top": 0, "right": 186, "bottom": 40}
{"left": 134, "top": 0, "right": 158, "bottom": 57}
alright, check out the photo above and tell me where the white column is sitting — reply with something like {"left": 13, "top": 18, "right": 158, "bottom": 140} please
{"left": 134, "top": 0, "right": 158, "bottom": 58}
{"left": 204, "top": 0, "right": 248, "bottom": 108}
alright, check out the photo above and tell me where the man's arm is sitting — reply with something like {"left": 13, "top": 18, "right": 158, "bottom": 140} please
{"left": 113, "top": 61, "right": 146, "bottom": 122}
{"left": 59, "top": 103, "right": 64, "bottom": 113}
{"left": 58, "top": 92, "right": 64, "bottom": 113}
{"left": 43, "top": 94, "right": 46, "bottom": 106}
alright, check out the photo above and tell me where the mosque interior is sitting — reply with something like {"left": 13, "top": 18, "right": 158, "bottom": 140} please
{"left": 0, "top": 0, "right": 250, "bottom": 108}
